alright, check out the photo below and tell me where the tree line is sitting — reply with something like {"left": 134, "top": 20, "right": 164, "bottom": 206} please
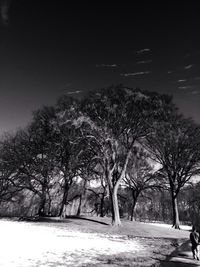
{"left": 0, "top": 85, "right": 200, "bottom": 229}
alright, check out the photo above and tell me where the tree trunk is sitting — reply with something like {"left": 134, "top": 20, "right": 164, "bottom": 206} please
{"left": 169, "top": 179, "right": 180, "bottom": 229}
{"left": 106, "top": 171, "right": 120, "bottom": 226}
{"left": 58, "top": 182, "right": 69, "bottom": 217}
{"left": 38, "top": 194, "right": 46, "bottom": 216}
{"left": 47, "top": 197, "right": 52, "bottom": 216}
{"left": 100, "top": 193, "right": 105, "bottom": 217}
{"left": 38, "top": 177, "right": 48, "bottom": 217}
{"left": 171, "top": 194, "right": 180, "bottom": 229}
{"left": 76, "top": 179, "right": 88, "bottom": 216}
{"left": 111, "top": 186, "right": 121, "bottom": 226}
{"left": 76, "top": 195, "right": 82, "bottom": 216}
{"left": 130, "top": 198, "right": 137, "bottom": 221}
{"left": 130, "top": 189, "right": 139, "bottom": 221}
{"left": 105, "top": 148, "right": 132, "bottom": 226}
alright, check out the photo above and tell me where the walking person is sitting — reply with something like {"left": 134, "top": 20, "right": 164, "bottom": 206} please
{"left": 190, "top": 226, "right": 200, "bottom": 260}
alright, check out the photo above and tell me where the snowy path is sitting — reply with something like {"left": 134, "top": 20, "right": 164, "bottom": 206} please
{"left": 0, "top": 219, "right": 143, "bottom": 267}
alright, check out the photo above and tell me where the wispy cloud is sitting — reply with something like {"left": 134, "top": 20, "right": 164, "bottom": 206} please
{"left": 66, "top": 90, "right": 82, "bottom": 95}
{"left": 184, "top": 64, "right": 193, "bottom": 70}
{"left": 136, "top": 48, "right": 151, "bottom": 54}
{"left": 137, "top": 60, "right": 152, "bottom": 64}
{"left": 194, "top": 77, "right": 200, "bottom": 80}
{"left": 121, "top": 71, "right": 151, "bottom": 77}
{"left": 191, "top": 90, "right": 200, "bottom": 95}
{"left": 177, "top": 79, "right": 187, "bottom": 82}
{"left": 96, "top": 64, "right": 118, "bottom": 68}
{"left": 0, "top": 0, "right": 12, "bottom": 25}
{"left": 178, "top": 85, "right": 194, "bottom": 90}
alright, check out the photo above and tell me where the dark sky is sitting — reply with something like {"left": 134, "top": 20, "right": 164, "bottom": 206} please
{"left": 0, "top": 1, "right": 200, "bottom": 135}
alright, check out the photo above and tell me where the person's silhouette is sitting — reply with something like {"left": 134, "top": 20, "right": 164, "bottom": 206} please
{"left": 190, "top": 226, "right": 200, "bottom": 260}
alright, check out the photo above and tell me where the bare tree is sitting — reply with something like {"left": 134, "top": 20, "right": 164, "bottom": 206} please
{"left": 123, "top": 147, "right": 162, "bottom": 221}
{"left": 73, "top": 86, "right": 174, "bottom": 226}
{"left": 1, "top": 107, "right": 59, "bottom": 216}
{"left": 0, "top": 139, "right": 24, "bottom": 204}
{"left": 54, "top": 96, "right": 96, "bottom": 217}
{"left": 145, "top": 113, "right": 200, "bottom": 229}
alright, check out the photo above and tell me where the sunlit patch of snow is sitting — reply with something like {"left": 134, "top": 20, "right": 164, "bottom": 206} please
{"left": 146, "top": 222, "right": 191, "bottom": 231}
{"left": 0, "top": 219, "right": 143, "bottom": 267}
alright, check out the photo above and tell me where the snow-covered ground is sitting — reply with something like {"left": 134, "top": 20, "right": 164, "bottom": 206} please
{"left": 146, "top": 222, "right": 192, "bottom": 231}
{"left": 0, "top": 219, "right": 143, "bottom": 267}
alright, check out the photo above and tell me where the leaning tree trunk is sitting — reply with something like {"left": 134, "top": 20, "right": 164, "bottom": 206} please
{"left": 106, "top": 168, "right": 121, "bottom": 226}
{"left": 111, "top": 186, "right": 121, "bottom": 226}
{"left": 106, "top": 149, "right": 132, "bottom": 226}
